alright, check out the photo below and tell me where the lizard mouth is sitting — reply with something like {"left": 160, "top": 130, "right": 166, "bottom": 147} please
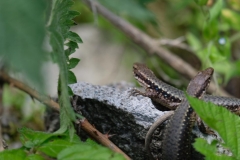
{"left": 133, "top": 63, "right": 152, "bottom": 88}
{"left": 133, "top": 71, "right": 151, "bottom": 88}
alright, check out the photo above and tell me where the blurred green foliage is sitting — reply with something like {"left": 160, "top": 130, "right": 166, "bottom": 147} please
{"left": 0, "top": 0, "right": 47, "bottom": 91}
{"left": 0, "top": 128, "right": 125, "bottom": 160}
{"left": 74, "top": 0, "right": 240, "bottom": 86}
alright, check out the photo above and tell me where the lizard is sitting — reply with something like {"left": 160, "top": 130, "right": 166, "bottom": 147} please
{"left": 132, "top": 63, "right": 240, "bottom": 159}
{"left": 132, "top": 63, "right": 240, "bottom": 114}
{"left": 161, "top": 67, "right": 213, "bottom": 160}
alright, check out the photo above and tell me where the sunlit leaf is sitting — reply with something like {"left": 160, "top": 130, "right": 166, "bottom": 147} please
{"left": 38, "top": 139, "right": 79, "bottom": 158}
{"left": 194, "top": 139, "right": 235, "bottom": 160}
{"left": 19, "top": 128, "right": 59, "bottom": 148}
{"left": 0, "top": 149, "right": 27, "bottom": 160}
{"left": 188, "top": 96, "right": 240, "bottom": 159}
{"left": 58, "top": 143, "right": 125, "bottom": 160}
{"left": 26, "top": 154, "right": 45, "bottom": 160}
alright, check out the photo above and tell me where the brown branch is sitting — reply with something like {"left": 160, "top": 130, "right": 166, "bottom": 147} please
{"left": 0, "top": 71, "right": 60, "bottom": 111}
{"left": 158, "top": 37, "right": 194, "bottom": 53}
{"left": 0, "top": 71, "right": 131, "bottom": 160}
{"left": 82, "top": 0, "right": 230, "bottom": 97}
{"left": 79, "top": 119, "right": 130, "bottom": 159}
{"left": 0, "top": 78, "right": 4, "bottom": 151}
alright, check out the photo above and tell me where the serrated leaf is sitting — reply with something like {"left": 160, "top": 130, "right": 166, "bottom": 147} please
{"left": 68, "top": 58, "right": 80, "bottom": 69}
{"left": 68, "top": 71, "right": 77, "bottom": 84}
{"left": 0, "top": 149, "right": 27, "bottom": 160}
{"left": 48, "top": 0, "right": 78, "bottom": 135}
{"left": 38, "top": 139, "right": 78, "bottom": 158}
{"left": 68, "top": 10, "right": 80, "bottom": 19}
{"left": 65, "top": 41, "right": 79, "bottom": 49}
{"left": 19, "top": 128, "right": 59, "bottom": 148}
{"left": 0, "top": 0, "right": 47, "bottom": 90}
{"left": 65, "top": 41, "right": 78, "bottom": 56}
{"left": 58, "top": 143, "right": 125, "bottom": 160}
{"left": 194, "top": 139, "right": 234, "bottom": 160}
{"left": 67, "top": 31, "right": 83, "bottom": 43}
{"left": 194, "top": 139, "right": 217, "bottom": 155}
{"left": 188, "top": 96, "right": 240, "bottom": 159}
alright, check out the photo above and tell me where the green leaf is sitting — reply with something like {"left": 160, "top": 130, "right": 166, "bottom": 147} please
{"left": 0, "top": 149, "right": 27, "bottom": 160}
{"left": 19, "top": 128, "right": 59, "bottom": 148}
{"left": 0, "top": 0, "right": 47, "bottom": 90}
{"left": 217, "top": 37, "right": 231, "bottom": 56}
{"left": 213, "top": 60, "right": 235, "bottom": 84}
{"left": 67, "top": 31, "right": 83, "bottom": 43}
{"left": 68, "top": 86, "right": 74, "bottom": 96}
{"left": 186, "top": 32, "right": 202, "bottom": 51}
{"left": 58, "top": 143, "right": 125, "bottom": 160}
{"left": 65, "top": 41, "right": 79, "bottom": 50}
{"left": 203, "top": 20, "right": 219, "bottom": 40}
{"left": 194, "top": 139, "right": 217, "bottom": 157}
{"left": 188, "top": 96, "right": 240, "bottom": 159}
{"left": 68, "top": 71, "right": 77, "bottom": 84}
{"left": 209, "top": 0, "right": 224, "bottom": 22}
{"left": 65, "top": 41, "right": 78, "bottom": 56}
{"left": 208, "top": 44, "right": 226, "bottom": 63}
{"left": 68, "top": 11, "right": 81, "bottom": 19}
{"left": 222, "top": 9, "right": 240, "bottom": 31}
{"left": 26, "top": 154, "right": 45, "bottom": 160}
{"left": 48, "top": 0, "right": 78, "bottom": 135}
{"left": 195, "top": 0, "right": 208, "bottom": 6}
{"left": 68, "top": 58, "right": 80, "bottom": 69}
{"left": 194, "top": 139, "right": 235, "bottom": 160}
{"left": 38, "top": 139, "right": 78, "bottom": 158}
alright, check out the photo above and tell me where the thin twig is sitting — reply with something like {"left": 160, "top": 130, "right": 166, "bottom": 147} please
{"left": 79, "top": 118, "right": 131, "bottom": 160}
{"left": 0, "top": 71, "right": 60, "bottom": 111}
{"left": 0, "top": 78, "right": 4, "bottom": 151}
{"left": 158, "top": 37, "right": 194, "bottom": 53}
{"left": 82, "top": 0, "right": 230, "bottom": 97}
{"left": 0, "top": 71, "right": 131, "bottom": 159}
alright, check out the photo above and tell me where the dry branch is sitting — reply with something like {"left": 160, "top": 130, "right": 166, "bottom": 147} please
{"left": 82, "top": 0, "right": 230, "bottom": 97}
{"left": 0, "top": 71, "right": 130, "bottom": 160}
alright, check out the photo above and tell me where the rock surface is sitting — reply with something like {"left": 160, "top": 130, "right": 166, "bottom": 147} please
{"left": 70, "top": 82, "right": 168, "bottom": 159}
{"left": 70, "top": 82, "right": 226, "bottom": 160}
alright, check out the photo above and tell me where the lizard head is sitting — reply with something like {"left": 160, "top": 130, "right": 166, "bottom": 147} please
{"left": 187, "top": 67, "right": 214, "bottom": 98}
{"left": 133, "top": 63, "right": 155, "bottom": 88}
